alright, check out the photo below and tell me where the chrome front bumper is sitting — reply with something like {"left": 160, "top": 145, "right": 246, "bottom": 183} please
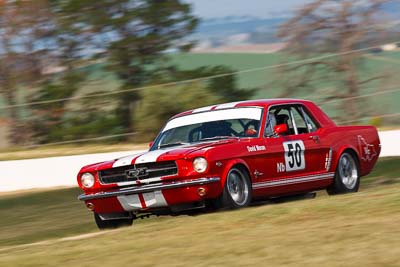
{"left": 78, "top": 177, "right": 220, "bottom": 201}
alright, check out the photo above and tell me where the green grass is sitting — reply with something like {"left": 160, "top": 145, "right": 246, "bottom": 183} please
{"left": 0, "top": 184, "right": 399, "bottom": 266}
{"left": 0, "top": 157, "right": 398, "bottom": 252}
{"left": 0, "top": 188, "right": 96, "bottom": 247}
{"left": 362, "top": 157, "right": 400, "bottom": 185}
{"left": 170, "top": 52, "right": 285, "bottom": 90}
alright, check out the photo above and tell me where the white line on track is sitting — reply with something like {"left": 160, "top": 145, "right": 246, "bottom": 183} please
{"left": 0, "top": 230, "right": 117, "bottom": 253}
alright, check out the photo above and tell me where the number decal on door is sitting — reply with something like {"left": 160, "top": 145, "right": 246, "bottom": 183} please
{"left": 283, "top": 140, "right": 305, "bottom": 171}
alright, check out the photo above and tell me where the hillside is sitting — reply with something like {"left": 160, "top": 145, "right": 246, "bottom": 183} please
{"left": 1, "top": 51, "right": 400, "bottom": 124}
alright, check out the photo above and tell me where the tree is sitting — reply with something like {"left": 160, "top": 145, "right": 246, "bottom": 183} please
{"left": 0, "top": 1, "right": 56, "bottom": 144}
{"left": 277, "top": 0, "right": 389, "bottom": 121}
{"left": 134, "top": 82, "right": 219, "bottom": 140}
{"left": 28, "top": 0, "right": 94, "bottom": 145}
{"left": 170, "top": 66, "right": 257, "bottom": 102}
{"left": 134, "top": 66, "right": 258, "bottom": 140}
{"left": 55, "top": 0, "right": 198, "bottom": 133}
{"left": 29, "top": 71, "right": 86, "bottom": 144}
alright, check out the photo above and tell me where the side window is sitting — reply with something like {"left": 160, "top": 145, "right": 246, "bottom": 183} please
{"left": 302, "top": 109, "right": 319, "bottom": 133}
{"left": 265, "top": 104, "right": 319, "bottom": 138}
{"left": 291, "top": 107, "right": 308, "bottom": 134}
{"left": 228, "top": 119, "right": 243, "bottom": 133}
{"left": 290, "top": 106, "right": 319, "bottom": 134}
{"left": 265, "top": 106, "right": 294, "bottom": 137}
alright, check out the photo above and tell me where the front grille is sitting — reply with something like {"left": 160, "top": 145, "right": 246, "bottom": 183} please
{"left": 99, "top": 161, "right": 178, "bottom": 184}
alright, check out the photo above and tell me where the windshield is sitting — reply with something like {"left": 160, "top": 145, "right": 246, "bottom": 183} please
{"left": 151, "top": 107, "right": 263, "bottom": 150}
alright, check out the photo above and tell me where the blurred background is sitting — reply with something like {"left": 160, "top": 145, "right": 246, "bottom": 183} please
{"left": 1, "top": 1, "right": 400, "bottom": 266}
{"left": 0, "top": 0, "right": 399, "bottom": 150}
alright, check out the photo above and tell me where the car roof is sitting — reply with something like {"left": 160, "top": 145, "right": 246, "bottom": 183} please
{"left": 172, "top": 98, "right": 313, "bottom": 119}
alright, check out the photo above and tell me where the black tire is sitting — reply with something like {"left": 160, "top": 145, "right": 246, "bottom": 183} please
{"left": 327, "top": 152, "right": 360, "bottom": 195}
{"left": 214, "top": 167, "right": 252, "bottom": 209}
{"left": 94, "top": 213, "right": 133, "bottom": 230}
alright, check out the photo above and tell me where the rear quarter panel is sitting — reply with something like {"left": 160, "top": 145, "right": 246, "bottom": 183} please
{"left": 322, "top": 126, "right": 381, "bottom": 176}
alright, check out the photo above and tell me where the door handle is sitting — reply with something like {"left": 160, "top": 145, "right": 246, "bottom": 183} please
{"left": 309, "top": 135, "right": 320, "bottom": 142}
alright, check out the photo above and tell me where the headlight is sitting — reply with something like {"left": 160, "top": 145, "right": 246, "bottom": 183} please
{"left": 193, "top": 157, "right": 208, "bottom": 173}
{"left": 81, "top": 172, "right": 95, "bottom": 188}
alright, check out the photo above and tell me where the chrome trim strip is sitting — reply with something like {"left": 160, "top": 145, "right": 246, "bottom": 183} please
{"left": 78, "top": 177, "right": 220, "bottom": 201}
{"left": 253, "top": 172, "right": 334, "bottom": 189}
{"left": 116, "top": 177, "right": 163, "bottom": 187}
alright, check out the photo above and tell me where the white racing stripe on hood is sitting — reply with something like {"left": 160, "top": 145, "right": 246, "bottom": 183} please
{"left": 135, "top": 146, "right": 186, "bottom": 164}
{"left": 112, "top": 152, "right": 145, "bottom": 168}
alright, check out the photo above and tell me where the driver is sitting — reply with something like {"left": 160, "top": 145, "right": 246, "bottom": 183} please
{"left": 245, "top": 122, "right": 259, "bottom": 137}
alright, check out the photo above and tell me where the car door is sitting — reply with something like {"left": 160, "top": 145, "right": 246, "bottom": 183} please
{"left": 252, "top": 104, "right": 331, "bottom": 197}
{"left": 288, "top": 105, "right": 331, "bottom": 175}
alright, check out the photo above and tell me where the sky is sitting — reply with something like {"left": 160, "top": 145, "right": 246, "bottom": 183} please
{"left": 184, "top": 0, "right": 312, "bottom": 19}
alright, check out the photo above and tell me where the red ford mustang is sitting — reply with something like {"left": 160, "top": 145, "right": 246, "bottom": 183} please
{"left": 77, "top": 99, "right": 380, "bottom": 229}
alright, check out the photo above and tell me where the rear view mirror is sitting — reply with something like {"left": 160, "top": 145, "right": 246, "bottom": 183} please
{"left": 149, "top": 141, "right": 154, "bottom": 148}
{"left": 274, "top": 124, "right": 288, "bottom": 135}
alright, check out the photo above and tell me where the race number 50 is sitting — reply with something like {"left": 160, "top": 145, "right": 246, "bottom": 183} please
{"left": 283, "top": 140, "right": 305, "bottom": 171}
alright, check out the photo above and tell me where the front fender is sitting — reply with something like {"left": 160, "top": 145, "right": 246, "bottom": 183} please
{"left": 219, "top": 158, "right": 252, "bottom": 186}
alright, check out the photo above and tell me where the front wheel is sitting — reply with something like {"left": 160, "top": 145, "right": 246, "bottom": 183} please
{"left": 214, "top": 167, "right": 252, "bottom": 209}
{"left": 94, "top": 213, "right": 133, "bottom": 230}
{"left": 327, "top": 152, "right": 360, "bottom": 195}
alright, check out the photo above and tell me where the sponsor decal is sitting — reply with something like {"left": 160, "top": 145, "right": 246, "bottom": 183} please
{"left": 358, "top": 135, "right": 377, "bottom": 162}
{"left": 247, "top": 145, "right": 266, "bottom": 152}
{"left": 277, "top": 162, "right": 286, "bottom": 173}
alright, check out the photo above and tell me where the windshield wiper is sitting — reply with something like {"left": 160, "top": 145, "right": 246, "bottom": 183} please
{"left": 198, "top": 136, "right": 238, "bottom": 142}
{"left": 158, "top": 142, "right": 190, "bottom": 149}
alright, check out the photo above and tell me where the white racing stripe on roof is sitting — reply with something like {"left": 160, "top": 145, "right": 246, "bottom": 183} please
{"left": 192, "top": 105, "right": 214, "bottom": 113}
{"left": 163, "top": 107, "right": 262, "bottom": 132}
{"left": 214, "top": 102, "right": 240, "bottom": 109}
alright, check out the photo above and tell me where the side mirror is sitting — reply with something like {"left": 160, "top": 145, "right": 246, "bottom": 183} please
{"left": 274, "top": 124, "right": 288, "bottom": 135}
{"left": 149, "top": 141, "right": 154, "bottom": 148}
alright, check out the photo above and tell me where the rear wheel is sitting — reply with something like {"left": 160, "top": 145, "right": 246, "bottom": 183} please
{"left": 214, "top": 167, "right": 252, "bottom": 209}
{"left": 94, "top": 213, "right": 133, "bottom": 230}
{"left": 327, "top": 152, "right": 360, "bottom": 195}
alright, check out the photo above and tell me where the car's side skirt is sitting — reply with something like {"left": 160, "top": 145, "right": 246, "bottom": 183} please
{"left": 252, "top": 172, "right": 335, "bottom": 189}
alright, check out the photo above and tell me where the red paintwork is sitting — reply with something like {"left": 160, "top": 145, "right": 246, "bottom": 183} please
{"left": 77, "top": 99, "right": 381, "bottom": 214}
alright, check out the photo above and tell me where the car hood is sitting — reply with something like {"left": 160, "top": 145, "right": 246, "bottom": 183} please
{"left": 80, "top": 139, "right": 236, "bottom": 172}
